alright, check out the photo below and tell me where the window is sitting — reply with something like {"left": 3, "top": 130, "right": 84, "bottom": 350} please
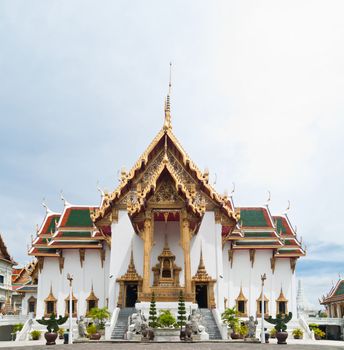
{"left": 88, "top": 300, "right": 96, "bottom": 312}
{"left": 256, "top": 294, "right": 269, "bottom": 317}
{"left": 65, "top": 294, "right": 78, "bottom": 317}
{"left": 28, "top": 296, "right": 36, "bottom": 315}
{"left": 46, "top": 301, "right": 55, "bottom": 314}
{"left": 0, "top": 275, "right": 4, "bottom": 284}
{"left": 238, "top": 300, "right": 245, "bottom": 314}
{"left": 235, "top": 287, "right": 248, "bottom": 317}
{"left": 276, "top": 289, "right": 288, "bottom": 315}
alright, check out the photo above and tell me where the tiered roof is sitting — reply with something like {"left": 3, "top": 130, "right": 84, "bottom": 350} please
{"left": 28, "top": 86, "right": 305, "bottom": 261}
{"left": 321, "top": 279, "right": 344, "bottom": 305}
{"left": 225, "top": 207, "right": 305, "bottom": 258}
{"left": 0, "top": 234, "right": 16, "bottom": 265}
{"left": 29, "top": 204, "right": 109, "bottom": 258}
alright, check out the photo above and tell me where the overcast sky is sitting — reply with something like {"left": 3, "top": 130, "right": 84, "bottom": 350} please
{"left": 1, "top": 1, "right": 343, "bottom": 307}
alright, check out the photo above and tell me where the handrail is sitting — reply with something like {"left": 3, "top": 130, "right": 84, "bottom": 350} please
{"left": 105, "top": 308, "right": 120, "bottom": 340}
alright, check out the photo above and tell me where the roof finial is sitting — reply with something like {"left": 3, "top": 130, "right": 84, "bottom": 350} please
{"left": 163, "top": 62, "right": 172, "bottom": 132}
{"left": 42, "top": 198, "right": 52, "bottom": 214}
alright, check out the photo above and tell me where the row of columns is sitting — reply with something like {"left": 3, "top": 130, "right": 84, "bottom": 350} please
{"left": 328, "top": 303, "right": 344, "bottom": 318}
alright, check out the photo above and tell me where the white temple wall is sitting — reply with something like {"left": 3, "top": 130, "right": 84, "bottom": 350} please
{"left": 36, "top": 257, "right": 60, "bottom": 318}
{"left": 108, "top": 210, "right": 143, "bottom": 312}
{"left": 249, "top": 250, "right": 273, "bottom": 316}
{"left": 150, "top": 221, "right": 183, "bottom": 285}
{"left": 228, "top": 250, "right": 250, "bottom": 310}
{"left": 36, "top": 247, "right": 110, "bottom": 318}
{"left": 274, "top": 258, "right": 296, "bottom": 318}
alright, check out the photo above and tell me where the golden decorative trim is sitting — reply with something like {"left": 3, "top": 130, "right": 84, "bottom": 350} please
{"left": 58, "top": 254, "right": 64, "bottom": 274}
{"left": 44, "top": 284, "right": 57, "bottom": 317}
{"left": 249, "top": 249, "right": 255, "bottom": 268}
{"left": 270, "top": 251, "right": 276, "bottom": 274}
{"left": 256, "top": 292, "right": 269, "bottom": 317}
{"left": 236, "top": 286, "right": 248, "bottom": 317}
{"left": 290, "top": 257, "right": 297, "bottom": 273}
{"left": 192, "top": 247, "right": 216, "bottom": 308}
{"left": 276, "top": 288, "right": 288, "bottom": 315}
{"left": 116, "top": 245, "right": 143, "bottom": 308}
{"left": 37, "top": 257, "right": 44, "bottom": 273}
{"left": 79, "top": 249, "right": 85, "bottom": 268}
{"left": 64, "top": 292, "right": 78, "bottom": 317}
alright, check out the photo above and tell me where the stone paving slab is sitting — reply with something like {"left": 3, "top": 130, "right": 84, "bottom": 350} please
{"left": 0, "top": 342, "right": 343, "bottom": 350}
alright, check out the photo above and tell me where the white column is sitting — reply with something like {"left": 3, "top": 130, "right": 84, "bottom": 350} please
{"left": 215, "top": 223, "right": 225, "bottom": 312}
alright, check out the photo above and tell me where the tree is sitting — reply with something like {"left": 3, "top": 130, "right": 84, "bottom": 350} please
{"left": 177, "top": 291, "right": 187, "bottom": 327}
{"left": 149, "top": 292, "right": 158, "bottom": 328}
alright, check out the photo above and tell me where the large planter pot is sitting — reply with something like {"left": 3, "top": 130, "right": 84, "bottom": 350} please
{"left": 276, "top": 331, "right": 288, "bottom": 344}
{"left": 44, "top": 332, "right": 58, "bottom": 345}
{"left": 231, "top": 332, "right": 240, "bottom": 340}
{"left": 294, "top": 335, "right": 303, "bottom": 339}
{"left": 90, "top": 332, "right": 101, "bottom": 340}
{"left": 154, "top": 328, "right": 180, "bottom": 341}
{"left": 315, "top": 335, "right": 321, "bottom": 340}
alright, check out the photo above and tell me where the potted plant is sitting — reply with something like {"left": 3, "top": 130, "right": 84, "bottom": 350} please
{"left": 87, "top": 324, "right": 101, "bottom": 340}
{"left": 221, "top": 307, "right": 239, "bottom": 339}
{"left": 36, "top": 313, "right": 68, "bottom": 345}
{"left": 313, "top": 327, "right": 325, "bottom": 340}
{"left": 239, "top": 324, "right": 249, "bottom": 339}
{"left": 265, "top": 312, "right": 292, "bottom": 344}
{"left": 12, "top": 323, "right": 24, "bottom": 340}
{"left": 270, "top": 328, "right": 277, "bottom": 338}
{"left": 30, "top": 330, "right": 42, "bottom": 340}
{"left": 88, "top": 307, "right": 110, "bottom": 335}
{"left": 230, "top": 323, "right": 241, "bottom": 339}
{"left": 157, "top": 310, "right": 177, "bottom": 328}
{"left": 58, "top": 327, "right": 65, "bottom": 339}
{"left": 292, "top": 328, "right": 303, "bottom": 339}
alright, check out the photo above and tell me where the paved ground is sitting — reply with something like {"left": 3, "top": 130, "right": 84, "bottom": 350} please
{"left": 0, "top": 341, "right": 343, "bottom": 350}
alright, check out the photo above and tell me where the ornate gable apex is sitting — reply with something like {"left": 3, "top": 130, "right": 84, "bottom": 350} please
{"left": 92, "top": 110, "right": 239, "bottom": 225}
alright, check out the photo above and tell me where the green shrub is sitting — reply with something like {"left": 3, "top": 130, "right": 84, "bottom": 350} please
{"left": 157, "top": 310, "right": 176, "bottom": 327}
{"left": 270, "top": 328, "right": 277, "bottom": 337}
{"left": 87, "top": 307, "right": 110, "bottom": 330}
{"left": 309, "top": 323, "right": 318, "bottom": 331}
{"left": 292, "top": 328, "right": 303, "bottom": 338}
{"left": 86, "top": 324, "right": 98, "bottom": 336}
{"left": 149, "top": 292, "right": 158, "bottom": 328}
{"left": 12, "top": 323, "right": 24, "bottom": 332}
{"left": 313, "top": 328, "right": 325, "bottom": 339}
{"left": 221, "top": 307, "right": 239, "bottom": 329}
{"left": 239, "top": 324, "right": 249, "bottom": 337}
{"left": 30, "top": 330, "right": 42, "bottom": 340}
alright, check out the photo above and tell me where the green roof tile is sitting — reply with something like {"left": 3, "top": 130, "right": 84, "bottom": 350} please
{"left": 240, "top": 209, "right": 269, "bottom": 227}
{"left": 60, "top": 231, "right": 92, "bottom": 237}
{"left": 275, "top": 217, "right": 287, "bottom": 234}
{"left": 65, "top": 209, "right": 93, "bottom": 227}
{"left": 335, "top": 282, "right": 344, "bottom": 296}
{"left": 244, "top": 232, "right": 273, "bottom": 238}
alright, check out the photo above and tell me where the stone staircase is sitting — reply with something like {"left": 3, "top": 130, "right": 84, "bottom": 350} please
{"left": 199, "top": 308, "right": 222, "bottom": 340}
{"left": 111, "top": 307, "right": 135, "bottom": 339}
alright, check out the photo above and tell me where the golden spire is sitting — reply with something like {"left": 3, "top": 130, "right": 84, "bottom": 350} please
{"left": 163, "top": 62, "right": 172, "bottom": 132}
{"left": 128, "top": 241, "right": 137, "bottom": 273}
{"left": 198, "top": 245, "right": 205, "bottom": 270}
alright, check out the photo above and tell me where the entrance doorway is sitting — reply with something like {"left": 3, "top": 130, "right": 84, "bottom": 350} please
{"left": 125, "top": 284, "right": 138, "bottom": 307}
{"left": 196, "top": 284, "right": 208, "bottom": 308}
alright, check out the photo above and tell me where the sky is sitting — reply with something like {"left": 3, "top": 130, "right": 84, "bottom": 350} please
{"left": 0, "top": 0, "right": 343, "bottom": 308}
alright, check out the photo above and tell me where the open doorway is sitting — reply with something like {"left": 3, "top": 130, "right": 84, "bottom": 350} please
{"left": 196, "top": 284, "right": 208, "bottom": 308}
{"left": 125, "top": 284, "right": 138, "bottom": 307}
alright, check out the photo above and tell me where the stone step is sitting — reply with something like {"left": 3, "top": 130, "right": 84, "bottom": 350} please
{"left": 198, "top": 309, "right": 222, "bottom": 340}
{"left": 111, "top": 308, "right": 136, "bottom": 339}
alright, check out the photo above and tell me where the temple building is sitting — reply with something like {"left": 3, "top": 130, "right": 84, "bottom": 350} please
{"left": 28, "top": 87, "right": 305, "bottom": 337}
{"left": 321, "top": 278, "right": 344, "bottom": 318}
